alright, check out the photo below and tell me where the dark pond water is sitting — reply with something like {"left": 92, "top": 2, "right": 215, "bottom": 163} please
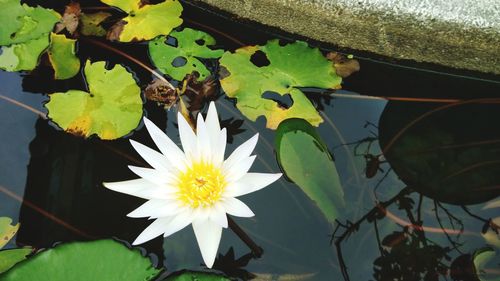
{"left": 1, "top": 1, "right": 500, "bottom": 280}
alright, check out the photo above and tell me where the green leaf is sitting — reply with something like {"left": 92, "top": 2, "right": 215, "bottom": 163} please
{"left": 45, "top": 60, "right": 143, "bottom": 140}
{"left": 0, "top": 240, "right": 162, "bottom": 280}
{"left": 473, "top": 247, "right": 500, "bottom": 281}
{"left": 275, "top": 118, "right": 345, "bottom": 223}
{"left": 219, "top": 40, "right": 342, "bottom": 129}
{"left": 47, "top": 33, "right": 80, "bottom": 80}
{"left": 101, "top": 0, "right": 183, "bottom": 42}
{"left": 0, "top": 248, "right": 32, "bottom": 274}
{"left": 80, "top": 12, "right": 112, "bottom": 37}
{"left": 0, "top": 0, "right": 60, "bottom": 46}
{"left": 0, "top": 218, "right": 19, "bottom": 249}
{"left": 162, "top": 271, "right": 231, "bottom": 281}
{"left": 0, "top": 35, "right": 49, "bottom": 71}
{"left": 149, "top": 28, "right": 224, "bottom": 81}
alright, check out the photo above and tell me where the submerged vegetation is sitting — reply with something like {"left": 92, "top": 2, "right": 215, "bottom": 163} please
{"left": 0, "top": 0, "right": 499, "bottom": 280}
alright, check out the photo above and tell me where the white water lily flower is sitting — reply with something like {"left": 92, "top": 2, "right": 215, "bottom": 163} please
{"left": 103, "top": 102, "right": 281, "bottom": 268}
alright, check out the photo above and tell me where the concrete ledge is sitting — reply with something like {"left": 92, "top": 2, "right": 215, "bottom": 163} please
{"left": 191, "top": 0, "right": 500, "bottom": 75}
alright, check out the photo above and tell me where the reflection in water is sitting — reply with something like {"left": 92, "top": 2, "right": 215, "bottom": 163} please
{"left": 332, "top": 100, "right": 500, "bottom": 281}
{"left": 17, "top": 116, "right": 165, "bottom": 259}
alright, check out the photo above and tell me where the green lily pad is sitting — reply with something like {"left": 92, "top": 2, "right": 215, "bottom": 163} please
{"left": 0, "top": 248, "right": 32, "bottom": 274}
{"left": 47, "top": 33, "right": 80, "bottom": 80}
{"left": 0, "top": 0, "right": 60, "bottom": 46}
{"left": 80, "top": 12, "right": 112, "bottom": 37}
{"left": 0, "top": 35, "right": 49, "bottom": 72}
{"left": 149, "top": 28, "right": 224, "bottom": 81}
{"left": 101, "top": 0, "right": 183, "bottom": 42}
{"left": 0, "top": 240, "right": 161, "bottom": 280}
{"left": 0, "top": 218, "right": 19, "bottom": 249}
{"left": 219, "top": 40, "right": 342, "bottom": 129}
{"left": 163, "top": 271, "right": 231, "bottom": 281}
{"left": 45, "top": 60, "right": 142, "bottom": 140}
{"left": 275, "top": 118, "right": 345, "bottom": 223}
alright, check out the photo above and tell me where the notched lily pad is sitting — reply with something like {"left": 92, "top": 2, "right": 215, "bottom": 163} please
{"left": 0, "top": 239, "right": 162, "bottom": 280}
{"left": 275, "top": 118, "right": 345, "bottom": 223}
{"left": 219, "top": 40, "right": 342, "bottom": 129}
{"left": 45, "top": 60, "right": 142, "bottom": 140}
{"left": 101, "top": 0, "right": 183, "bottom": 42}
{"left": 0, "top": 0, "right": 60, "bottom": 46}
{"left": 47, "top": 33, "right": 80, "bottom": 80}
{"left": 149, "top": 28, "right": 224, "bottom": 81}
{"left": 0, "top": 218, "right": 19, "bottom": 250}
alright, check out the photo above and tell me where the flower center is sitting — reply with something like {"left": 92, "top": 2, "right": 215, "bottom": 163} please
{"left": 177, "top": 162, "right": 226, "bottom": 208}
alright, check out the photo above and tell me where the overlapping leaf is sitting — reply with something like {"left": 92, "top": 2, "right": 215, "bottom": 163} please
{"left": 0, "top": 36, "right": 49, "bottom": 72}
{"left": 46, "top": 60, "right": 142, "bottom": 140}
{"left": 80, "top": 12, "right": 112, "bottom": 37}
{"left": 0, "top": 240, "right": 161, "bottom": 280}
{"left": 0, "top": 0, "right": 60, "bottom": 46}
{"left": 219, "top": 40, "right": 342, "bottom": 129}
{"left": 0, "top": 218, "right": 19, "bottom": 250}
{"left": 149, "top": 28, "right": 224, "bottom": 81}
{"left": 101, "top": 0, "right": 183, "bottom": 42}
{"left": 0, "top": 249, "right": 32, "bottom": 274}
{"left": 47, "top": 33, "right": 80, "bottom": 79}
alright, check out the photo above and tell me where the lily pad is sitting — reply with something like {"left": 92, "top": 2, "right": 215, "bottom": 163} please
{"left": 0, "top": 248, "right": 32, "bottom": 274}
{"left": 0, "top": 0, "right": 60, "bottom": 46}
{"left": 275, "top": 118, "right": 345, "bottom": 223}
{"left": 0, "top": 218, "right": 19, "bottom": 249}
{"left": 101, "top": 0, "right": 183, "bottom": 42}
{"left": 162, "top": 271, "right": 230, "bottom": 281}
{"left": 0, "top": 240, "right": 161, "bottom": 280}
{"left": 47, "top": 33, "right": 80, "bottom": 80}
{"left": 0, "top": 35, "right": 49, "bottom": 71}
{"left": 45, "top": 60, "right": 142, "bottom": 140}
{"left": 219, "top": 40, "right": 342, "bottom": 129}
{"left": 80, "top": 12, "right": 112, "bottom": 37}
{"left": 149, "top": 28, "right": 224, "bottom": 81}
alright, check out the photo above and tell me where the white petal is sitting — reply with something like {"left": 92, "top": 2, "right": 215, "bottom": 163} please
{"left": 127, "top": 199, "right": 181, "bottom": 218}
{"left": 132, "top": 217, "right": 173, "bottom": 245}
{"left": 192, "top": 219, "right": 222, "bottom": 268}
{"left": 212, "top": 128, "right": 227, "bottom": 166}
{"left": 130, "top": 140, "right": 170, "bottom": 171}
{"left": 143, "top": 117, "right": 187, "bottom": 172}
{"left": 223, "top": 134, "right": 259, "bottom": 171}
{"left": 206, "top": 102, "right": 221, "bottom": 135}
{"left": 163, "top": 210, "right": 194, "bottom": 238}
{"left": 206, "top": 102, "right": 222, "bottom": 152}
{"left": 222, "top": 198, "right": 255, "bottom": 217}
{"left": 128, "top": 165, "right": 175, "bottom": 185}
{"left": 210, "top": 204, "right": 228, "bottom": 228}
{"left": 178, "top": 111, "right": 197, "bottom": 161}
{"left": 224, "top": 172, "right": 282, "bottom": 197}
{"left": 196, "top": 112, "right": 211, "bottom": 162}
{"left": 103, "top": 179, "right": 170, "bottom": 199}
{"left": 224, "top": 155, "right": 256, "bottom": 183}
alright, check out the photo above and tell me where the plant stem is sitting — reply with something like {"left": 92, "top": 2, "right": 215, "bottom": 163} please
{"left": 227, "top": 216, "right": 263, "bottom": 258}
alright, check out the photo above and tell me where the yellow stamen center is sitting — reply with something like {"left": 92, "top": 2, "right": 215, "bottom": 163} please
{"left": 177, "top": 162, "right": 226, "bottom": 208}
